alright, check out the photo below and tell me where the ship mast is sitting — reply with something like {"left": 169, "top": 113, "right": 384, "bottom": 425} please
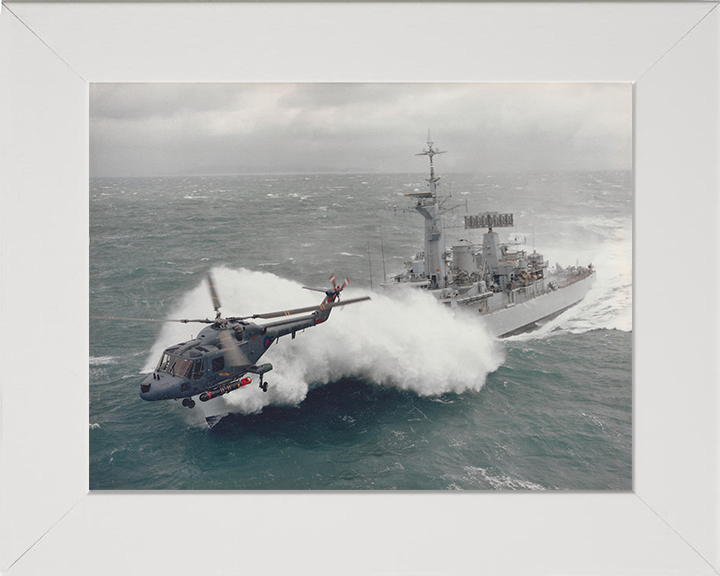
{"left": 409, "top": 132, "right": 448, "bottom": 289}
{"left": 417, "top": 131, "right": 444, "bottom": 195}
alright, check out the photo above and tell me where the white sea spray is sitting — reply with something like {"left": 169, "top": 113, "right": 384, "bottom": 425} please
{"left": 144, "top": 267, "right": 505, "bottom": 414}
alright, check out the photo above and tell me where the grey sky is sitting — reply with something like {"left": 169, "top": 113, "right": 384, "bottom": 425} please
{"left": 90, "top": 83, "right": 631, "bottom": 177}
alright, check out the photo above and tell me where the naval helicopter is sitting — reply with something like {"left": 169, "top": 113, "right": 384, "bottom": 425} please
{"left": 97, "top": 272, "right": 369, "bottom": 410}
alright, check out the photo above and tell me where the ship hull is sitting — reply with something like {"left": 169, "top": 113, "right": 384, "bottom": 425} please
{"left": 472, "top": 272, "right": 595, "bottom": 338}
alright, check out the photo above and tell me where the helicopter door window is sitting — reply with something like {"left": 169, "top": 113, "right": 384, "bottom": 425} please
{"left": 192, "top": 360, "right": 203, "bottom": 380}
{"left": 211, "top": 356, "right": 224, "bottom": 373}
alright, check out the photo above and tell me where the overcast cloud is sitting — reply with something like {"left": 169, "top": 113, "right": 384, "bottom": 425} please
{"left": 90, "top": 83, "right": 631, "bottom": 177}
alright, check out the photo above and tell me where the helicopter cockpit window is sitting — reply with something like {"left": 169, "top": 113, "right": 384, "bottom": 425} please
{"left": 157, "top": 354, "right": 194, "bottom": 378}
{"left": 192, "top": 359, "right": 203, "bottom": 380}
{"left": 157, "top": 353, "right": 171, "bottom": 372}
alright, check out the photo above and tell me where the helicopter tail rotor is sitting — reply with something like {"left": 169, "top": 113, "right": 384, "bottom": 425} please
{"left": 303, "top": 274, "right": 349, "bottom": 303}
{"left": 329, "top": 274, "right": 349, "bottom": 302}
{"left": 328, "top": 274, "right": 349, "bottom": 289}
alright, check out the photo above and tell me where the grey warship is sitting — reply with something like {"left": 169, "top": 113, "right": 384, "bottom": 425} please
{"left": 383, "top": 137, "right": 596, "bottom": 338}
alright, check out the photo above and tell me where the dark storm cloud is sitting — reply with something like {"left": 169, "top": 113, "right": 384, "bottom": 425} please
{"left": 90, "top": 83, "right": 631, "bottom": 177}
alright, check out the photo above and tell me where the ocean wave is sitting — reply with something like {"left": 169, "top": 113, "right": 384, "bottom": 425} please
{"left": 450, "top": 466, "right": 549, "bottom": 490}
{"left": 511, "top": 217, "right": 632, "bottom": 340}
{"left": 508, "top": 280, "right": 632, "bottom": 342}
{"left": 89, "top": 355, "right": 118, "bottom": 365}
{"left": 145, "top": 267, "right": 505, "bottom": 416}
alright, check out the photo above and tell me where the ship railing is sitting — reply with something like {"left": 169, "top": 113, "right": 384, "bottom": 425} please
{"left": 455, "top": 292, "right": 493, "bottom": 305}
{"left": 555, "top": 268, "right": 593, "bottom": 288}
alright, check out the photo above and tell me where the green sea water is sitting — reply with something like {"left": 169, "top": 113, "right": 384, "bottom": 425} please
{"left": 90, "top": 171, "right": 632, "bottom": 490}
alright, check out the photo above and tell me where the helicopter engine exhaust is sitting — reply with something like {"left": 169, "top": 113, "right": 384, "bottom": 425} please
{"left": 199, "top": 377, "right": 252, "bottom": 402}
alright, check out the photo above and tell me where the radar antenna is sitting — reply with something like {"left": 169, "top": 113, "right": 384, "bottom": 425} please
{"left": 415, "top": 129, "right": 446, "bottom": 193}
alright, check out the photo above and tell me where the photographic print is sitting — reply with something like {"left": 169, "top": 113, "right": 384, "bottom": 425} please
{"left": 90, "top": 83, "right": 632, "bottom": 491}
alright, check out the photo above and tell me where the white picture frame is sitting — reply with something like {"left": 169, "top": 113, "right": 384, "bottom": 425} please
{"left": 1, "top": 3, "right": 718, "bottom": 574}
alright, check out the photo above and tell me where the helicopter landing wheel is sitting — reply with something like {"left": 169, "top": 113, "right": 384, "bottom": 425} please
{"left": 182, "top": 398, "right": 189, "bottom": 407}
{"left": 188, "top": 399, "right": 196, "bottom": 409}
{"left": 262, "top": 382, "right": 268, "bottom": 393}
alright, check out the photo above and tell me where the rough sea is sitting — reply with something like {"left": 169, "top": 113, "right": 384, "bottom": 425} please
{"left": 90, "top": 170, "right": 632, "bottom": 490}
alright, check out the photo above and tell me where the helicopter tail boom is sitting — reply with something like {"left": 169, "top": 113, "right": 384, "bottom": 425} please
{"left": 248, "top": 295, "right": 370, "bottom": 320}
{"left": 259, "top": 295, "right": 370, "bottom": 342}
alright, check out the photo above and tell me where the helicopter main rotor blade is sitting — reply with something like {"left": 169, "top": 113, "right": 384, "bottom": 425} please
{"left": 218, "top": 328, "right": 250, "bottom": 367}
{"left": 206, "top": 272, "right": 222, "bottom": 314}
{"left": 326, "top": 296, "right": 369, "bottom": 308}
{"left": 92, "top": 315, "right": 212, "bottom": 324}
{"left": 302, "top": 286, "right": 330, "bottom": 294}
{"left": 243, "top": 295, "right": 370, "bottom": 320}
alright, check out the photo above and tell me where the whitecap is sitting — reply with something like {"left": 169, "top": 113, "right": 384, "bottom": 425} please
{"left": 89, "top": 356, "right": 117, "bottom": 366}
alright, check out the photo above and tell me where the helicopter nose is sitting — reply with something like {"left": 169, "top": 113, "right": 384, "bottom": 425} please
{"left": 140, "top": 373, "right": 184, "bottom": 401}
{"left": 139, "top": 380, "right": 151, "bottom": 399}
{"left": 139, "top": 374, "right": 158, "bottom": 400}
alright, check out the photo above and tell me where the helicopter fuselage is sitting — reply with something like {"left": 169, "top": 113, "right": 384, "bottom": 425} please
{"left": 138, "top": 305, "right": 332, "bottom": 403}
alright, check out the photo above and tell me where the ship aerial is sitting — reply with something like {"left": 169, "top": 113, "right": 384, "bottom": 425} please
{"left": 383, "top": 135, "right": 596, "bottom": 338}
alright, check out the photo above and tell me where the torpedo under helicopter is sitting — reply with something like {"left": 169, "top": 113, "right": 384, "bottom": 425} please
{"left": 96, "top": 272, "right": 369, "bottom": 411}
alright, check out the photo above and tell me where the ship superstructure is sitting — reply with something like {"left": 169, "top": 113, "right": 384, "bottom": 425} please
{"left": 383, "top": 137, "right": 596, "bottom": 338}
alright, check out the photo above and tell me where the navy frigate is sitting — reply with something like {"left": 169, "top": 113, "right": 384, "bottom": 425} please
{"left": 383, "top": 137, "right": 596, "bottom": 338}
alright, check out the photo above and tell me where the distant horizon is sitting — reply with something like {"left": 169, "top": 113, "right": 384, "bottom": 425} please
{"left": 90, "top": 167, "right": 634, "bottom": 180}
